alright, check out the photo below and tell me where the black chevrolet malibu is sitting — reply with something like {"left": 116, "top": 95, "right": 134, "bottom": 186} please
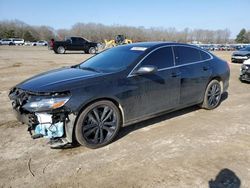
{"left": 9, "top": 42, "right": 230, "bottom": 148}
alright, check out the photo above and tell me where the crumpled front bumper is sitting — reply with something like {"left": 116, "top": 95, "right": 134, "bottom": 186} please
{"left": 12, "top": 107, "right": 76, "bottom": 147}
{"left": 9, "top": 87, "right": 77, "bottom": 148}
{"left": 239, "top": 62, "right": 250, "bottom": 82}
{"left": 240, "top": 70, "right": 250, "bottom": 82}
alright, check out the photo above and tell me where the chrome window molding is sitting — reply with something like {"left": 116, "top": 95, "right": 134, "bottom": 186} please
{"left": 128, "top": 44, "right": 213, "bottom": 78}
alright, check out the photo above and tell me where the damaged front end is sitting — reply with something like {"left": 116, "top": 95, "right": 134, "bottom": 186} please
{"left": 9, "top": 88, "right": 76, "bottom": 148}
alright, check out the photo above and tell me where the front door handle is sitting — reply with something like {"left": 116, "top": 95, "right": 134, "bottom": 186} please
{"left": 171, "top": 72, "right": 181, "bottom": 77}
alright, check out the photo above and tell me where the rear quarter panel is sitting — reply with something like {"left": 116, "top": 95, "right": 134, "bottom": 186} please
{"left": 210, "top": 56, "right": 230, "bottom": 93}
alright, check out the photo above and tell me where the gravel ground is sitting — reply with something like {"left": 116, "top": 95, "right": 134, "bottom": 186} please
{"left": 0, "top": 46, "right": 249, "bottom": 188}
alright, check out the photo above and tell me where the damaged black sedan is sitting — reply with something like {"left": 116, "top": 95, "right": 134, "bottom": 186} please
{"left": 9, "top": 42, "right": 230, "bottom": 149}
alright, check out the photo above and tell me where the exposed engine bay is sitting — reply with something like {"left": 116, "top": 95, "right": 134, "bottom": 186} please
{"left": 9, "top": 87, "right": 75, "bottom": 148}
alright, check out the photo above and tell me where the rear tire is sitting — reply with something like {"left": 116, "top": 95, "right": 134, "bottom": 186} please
{"left": 57, "top": 46, "right": 65, "bottom": 54}
{"left": 201, "top": 80, "right": 222, "bottom": 110}
{"left": 75, "top": 100, "right": 121, "bottom": 149}
{"left": 88, "top": 47, "right": 96, "bottom": 54}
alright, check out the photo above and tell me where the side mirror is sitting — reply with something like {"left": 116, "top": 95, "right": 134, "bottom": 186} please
{"left": 134, "top": 65, "right": 157, "bottom": 75}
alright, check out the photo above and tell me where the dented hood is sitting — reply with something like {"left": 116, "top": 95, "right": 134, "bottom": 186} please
{"left": 16, "top": 67, "right": 104, "bottom": 92}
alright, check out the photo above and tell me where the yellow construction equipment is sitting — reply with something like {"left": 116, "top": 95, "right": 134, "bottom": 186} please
{"left": 104, "top": 35, "right": 132, "bottom": 48}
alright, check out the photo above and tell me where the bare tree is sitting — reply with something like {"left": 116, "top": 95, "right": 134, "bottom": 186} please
{"left": 0, "top": 19, "right": 234, "bottom": 43}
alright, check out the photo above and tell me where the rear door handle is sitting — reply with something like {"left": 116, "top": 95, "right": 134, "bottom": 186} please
{"left": 203, "top": 66, "right": 209, "bottom": 71}
{"left": 171, "top": 72, "right": 181, "bottom": 77}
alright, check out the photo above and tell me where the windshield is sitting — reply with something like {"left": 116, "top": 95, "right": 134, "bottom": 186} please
{"left": 79, "top": 46, "right": 146, "bottom": 73}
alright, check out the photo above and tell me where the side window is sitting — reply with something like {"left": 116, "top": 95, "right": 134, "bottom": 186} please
{"left": 140, "top": 47, "right": 174, "bottom": 69}
{"left": 71, "top": 38, "right": 77, "bottom": 43}
{"left": 174, "top": 46, "right": 201, "bottom": 65}
{"left": 78, "top": 38, "right": 86, "bottom": 43}
{"left": 200, "top": 50, "right": 211, "bottom": 60}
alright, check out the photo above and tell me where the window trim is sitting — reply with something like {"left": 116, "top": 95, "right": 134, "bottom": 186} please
{"left": 128, "top": 44, "right": 213, "bottom": 78}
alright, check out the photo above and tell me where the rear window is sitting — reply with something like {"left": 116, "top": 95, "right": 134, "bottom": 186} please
{"left": 200, "top": 50, "right": 211, "bottom": 60}
{"left": 174, "top": 46, "right": 201, "bottom": 65}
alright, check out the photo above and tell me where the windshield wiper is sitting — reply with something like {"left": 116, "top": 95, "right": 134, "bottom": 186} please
{"left": 79, "top": 66, "right": 101, "bottom": 73}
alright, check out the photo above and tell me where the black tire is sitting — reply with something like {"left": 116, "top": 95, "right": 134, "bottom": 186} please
{"left": 75, "top": 100, "right": 121, "bottom": 149}
{"left": 88, "top": 47, "right": 96, "bottom": 54}
{"left": 57, "top": 46, "right": 65, "bottom": 54}
{"left": 201, "top": 80, "right": 222, "bottom": 110}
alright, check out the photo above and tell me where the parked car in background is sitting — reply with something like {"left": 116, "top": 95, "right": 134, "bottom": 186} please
{"left": 53, "top": 37, "right": 99, "bottom": 54}
{"left": 231, "top": 46, "right": 250, "bottom": 63}
{"left": 24, "top": 41, "right": 32, "bottom": 46}
{"left": 239, "top": 59, "right": 250, "bottom": 82}
{"left": 9, "top": 42, "right": 230, "bottom": 149}
{"left": 32, "top": 40, "right": 48, "bottom": 46}
{"left": 12, "top": 38, "right": 24, "bottom": 45}
{"left": 235, "top": 45, "right": 248, "bottom": 51}
{"left": 0, "top": 38, "right": 15, "bottom": 45}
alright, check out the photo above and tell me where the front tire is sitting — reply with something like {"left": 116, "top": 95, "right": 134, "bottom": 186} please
{"left": 75, "top": 100, "right": 121, "bottom": 148}
{"left": 201, "top": 80, "right": 222, "bottom": 110}
{"left": 57, "top": 46, "right": 65, "bottom": 54}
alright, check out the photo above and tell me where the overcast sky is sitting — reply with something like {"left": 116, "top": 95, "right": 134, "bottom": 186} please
{"left": 0, "top": 0, "right": 249, "bottom": 38}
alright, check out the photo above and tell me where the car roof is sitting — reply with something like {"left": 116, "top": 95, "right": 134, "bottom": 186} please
{"left": 116, "top": 42, "right": 199, "bottom": 51}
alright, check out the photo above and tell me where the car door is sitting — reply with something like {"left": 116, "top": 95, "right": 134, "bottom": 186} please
{"left": 68, "top": 37, "right": 78, "bottom": 50}
{"left": 173, "top": 45, "right": 212, "bottom": 106}
{"left": 76, "top": 38, "right": 86, "bottom": 50}
{"left": 126, "top": 46, "right": 181, "bottom": 121}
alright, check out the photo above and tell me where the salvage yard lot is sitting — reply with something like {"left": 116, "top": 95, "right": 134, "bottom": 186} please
{"left": 0, "top": 46, "right": 249, "bottom": 188}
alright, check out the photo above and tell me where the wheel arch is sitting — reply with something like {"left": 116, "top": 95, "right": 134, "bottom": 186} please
{"left": 208, "top": 76, "right": 223, "bottom": 91}
{"left": 74, "top": 97, "right": 124, "bottom": 130}
{"left": 200, "top": 76, "right": 223, "bottom": 104}
{"left": 58, "top": 45, "right": 67, "bottom": 50}
{"left": 71, "top": 97, "right": 124, "bottom": 145}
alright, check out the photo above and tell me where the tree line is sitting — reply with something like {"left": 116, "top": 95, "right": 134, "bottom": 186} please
{"left": 235, "top": 29, "right": 250, "bottom": 43}
{"left": 0, "top": 19, "right": 249, "bottom": 44}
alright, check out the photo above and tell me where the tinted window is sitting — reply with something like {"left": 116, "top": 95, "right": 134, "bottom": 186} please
{"left": 140, "top": 47, "right": 174, "bottom": 69}
{"left": 71, "top": 38, "right": 84, "bottom": 43}
{"left": 174, "top": 46, "right": 201, "bottom": 65}
{"left": 78, "top": 38, "right": 86, "bottom": 43}
{"left": 79, "top": 46, "right": 145, "bottom": 72}
{"left": 71, "top": 38, "right": 77, "bottom": 43}
{"left": 200, "top": 50, "right": 211, "bottom": 60}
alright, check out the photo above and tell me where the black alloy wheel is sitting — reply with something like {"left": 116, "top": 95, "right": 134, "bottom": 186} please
{"left": 201, "top": 80, "right": 222, "bottom": 110}
{"left": 75, "top": 100, "right": 121, "bottom": 148}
